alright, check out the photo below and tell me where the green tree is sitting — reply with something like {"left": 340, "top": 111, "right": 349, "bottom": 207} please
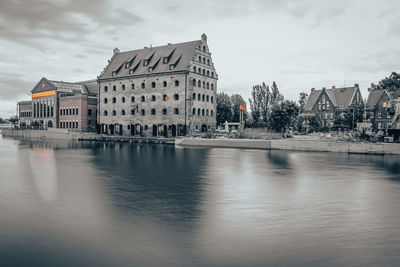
{"left": 271, "top": 81, "right": 284, "bottom": 104}
{"left": 216, "top": 92, "right": 232, "bottom": 125}
{"left": 249, "top": 84, "right": 263, "bottom": 126}
{"left": 298, "top": 92, "right": 308, "bottom": 113}
{"left": 269, "top": 100, "right": 300, "bottom": 133}
{"left": 231, "top": 94, "right": 248, "bottom": 122}
{"left": 371, "top": 72, "right": 400, "bottom": 92}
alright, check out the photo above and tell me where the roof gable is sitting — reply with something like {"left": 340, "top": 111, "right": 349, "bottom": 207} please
{"left": 31, "top": 77, "right": 56, "bottom": 93}
{"left": 366, "top": 89, "right": 391, "bottom": 109}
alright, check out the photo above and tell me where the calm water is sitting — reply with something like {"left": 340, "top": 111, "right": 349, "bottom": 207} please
{"left": 1, "top": 135, "right": 400, "bottom": 266}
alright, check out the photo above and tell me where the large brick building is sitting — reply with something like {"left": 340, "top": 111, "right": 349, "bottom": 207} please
{"left": 303, "top": 84, "right": 364, "bottom": 128}
{"left": 17, "top": 77, "right": 98, "bottom": 131}
{"left": 366, "top": 89, "right": 400, "bottom": 130}
{"left": 98, "top": 33, "right": 217, "bottom": 137}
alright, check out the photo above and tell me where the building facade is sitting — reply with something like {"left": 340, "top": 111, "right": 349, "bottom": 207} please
{"left": 303, "top": 84, "right": 364, "bottom": 128}
{"left": 366, "top": 89, "right": 400, "bottom": 130}
{"left": 17, "top": 77, "right": 98, "bottom": 131}
{"left": 98, "top": 33, "right": 217, "bottom": 137}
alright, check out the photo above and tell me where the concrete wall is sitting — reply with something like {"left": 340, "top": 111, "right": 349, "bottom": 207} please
{"left": 176, "top": 138, "right": 271, "bottom": 149}
{"left": 1, "top": 129, "right": 97, "bottom": 140}
{"left": 240, "top": 128, "right": 282, "bottom": 139}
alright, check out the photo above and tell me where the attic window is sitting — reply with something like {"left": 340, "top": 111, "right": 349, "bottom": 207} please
{"left": 148, "top": 67, "right": 154, "bottom": 72}
{"left": 143, "top": 60, "right": 149, "bottom": 66}
{"left": 169, "top": 64, "right": 175, "bottom": 70}
{"left": 112, "top": 71, "right": 116, "bottom": 76}
{"left": 163, "top": 57, "right": 168, "bottom": 64}
{"left": 163, "top": 48, "right": 175, "bottom": 64}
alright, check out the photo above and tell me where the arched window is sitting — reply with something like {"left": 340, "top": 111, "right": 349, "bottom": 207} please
{"left": 198, "top": 56, "right": 201, "bottom": 62}
{"left": 122, "top": 97, "right": 125, "bottom": 103}
{"left": 206, "top": 109, "right": 209, "bottom": 116}
{"left": 198, "top": 80, "right": 201, "bottom": 87}
{"left": 112, "top": 97, "right": 116, "bottom": 103}
{"left": 192, "top": 93, "right": 196, "bottom": 100}
{"left": 131, "top": 96, "right": 135, "bottom": 102}
{"left": 197, "top": 108, "right": 201, "bottom": 115}
{"left": 151, "top": 109, "right": 156, "bottom": 115}
{"left": 103, "top": 110, "right": 108, "bottom": 116}
{"left": 207, "top": 70, "right": 210, "bottom": 77}
{"left": 211, "top": 84, "right": 214, "bottom": 90}
{"left": 193, "top": 66, "right": 197, "bottom": 73}
{"left": 104, "top": 98, "right": 108, "bottom": 104}
{"left": 175, "top": 80, "right": 179, "bottom": 86}
{"left": 203, "top": 46, "right": 206, "bottom": 52}
{"left": 198, "top": 68, "right": 201, "bottom": 74}
{"left": 202, "top": 81, "right": 205, "bottom": 88}
{"left": 203, "top": 58, "right": 206, "bottom": 64}
{"left": 211, "top": 72, "right": 214, "bottom": 78}
{"left": 130, "top": 109, "right": 135, "bottom": 115}
{"left": 202, "top": 69, "right": 205, "bottom": 75}
{"left": 174, "top": 108, "right": 179, "bottom": 115}
{"left": 174, "top": 94, "right": 179, "bottom": 100}
{"left": 112, "top": 110, "right": 116, "bottom": 116}
{"left": 193, "top": 79, "right": 196, "bottom": 86}
{"left": 104, "top": 86, "right": 108, "bottom": 92}
{"left": 141, "top": 82, "right": 145, "bottom": 89}
{"left": 131, "top": 83, "right": 135, "bottom": 89}
{"left": 141, "top": 96, "right": 145, "bottom": 102}
{"left": 113, "top": 85, "right": 116, "bottom": 91}
{"left": 122, "top": 84, "right": 125, "bottom": 90}
{"left": 211, "top": 110, "right": 214, "bottom": 116}
{"left": 211, "top": 96, "right": 214, "bottom": 103}
{"left": 202, "top": 94, "right": 205, "bottom": 101}
{"left": 207, "top": 59, "right": 210, "bottom": 65}
{"left": 207, "top": 82, "right": 209, "bottom": 89}
{"left": 162, "top": 108, "right": 167, "bottom": 115}
{"left": 152, "top": 95, "right": 156, "bottom": 101}
{"left": 163, "top": 94, "right": 167, "bottom": 101}
{"left": 141, "top": 109, "right": 145, "bottom": 116}
{"left": 202, "top": 109, "right": 205, "bottom": 116}
{"left": 192, "top": 108, "right": 196, "bottom": 115}
{"left": 206, "top": 95, "right": 209, "bottom": 102}
{"left": 163, "top": 81, "right": 167, "bottom": 87}
{"left": 198, "top": 94, "right": 201, "bottom": 101}
{"left": 151, "top": 82, "right": 156, "bottom": 88}
{"left": 121, "top": 109, "right": 125, "bottom": 116}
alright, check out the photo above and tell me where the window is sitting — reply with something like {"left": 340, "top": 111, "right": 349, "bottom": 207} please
{"left": 192, "top": 93, "right": 196, "bottom": 100}
{"left": 122, "top": 84, "right": 125, "bottom": 90}
{"left": 211, "top": 84, "right": 214, "bottom": 90}
{"left": 207, "top": 82, "right": 209, "bottom": 89}
{"left": 211, "top": 72, "right": 214, "bottom": 78}
{"left": 141, "top": 96, "right": 145, "bottom": 102}
{"left": 104, "top": 110, "right": 108, "bottom": 116}
{"left": 193, "top": 66, "right": 196, "bottom": 72}
{"left": 174, "top": 108, "right": 179, "bottom": 115}
{"left": 163, "top": 81, "right": 167, "bottom": 87}
{"left": 131, "top": 83, "right": 135, "bottom": 89}
{"left": 104, "top": 98, "right": 108, "bottom": 104}
{"left": 192, "top": 108, "right": 196, "bottom": 115}
{"left": 207, "top": 59, "right": 210, "bottom": 65}
{"left": 211, "top": 96, "right": 214, "bottom": 103}
{"left": 202, "top": 69, "right": 205, "bottom": 75}
{"left": 202, "top": 94, "right": 205, "bottom": 101}
{"left": 151, "top": 109, "right": 156, "bottom": 115}
{"left": 203, "top": 58, "right": 206, "bottom": 64}
{"left": 206, "top": 95, "right": 209, "bottom": 102}
{"left": 141, "top": 109, "right": 145, "bottom": 116}
{"left": 76, "top": 121, "right": 78, "bottom": 128}
{"left": 198, "top": 108, "right": 201, "bottom": 115}
{"left": 162, "top": 108, "right": 167, "bottom": 115}
{"left": 131, "top": 96, "right": 135, "bottom": 102}
{"left": 203, "top": 81, "right": 205, "bottom": 88}
{"left": 112, "top": 110, "right": 116, "bottom": 116}
{"left": 206, "top": 109, "right": 209, "bottom": 116}
{"left": 198, "top": 68, "right": 201, "bottom": 74}
{"left": 175, "top": 80, "right": 179, "bottom": 86}
{"left": 76, "top": 108, "right": 78, "bottom": 115}
{"left": 151, "top": 82, "right": 156, "bottom": 88}
{"left": 378, "top": 112, "right": 382, "bottom": 118}
{"left": 174, "top": 94, "right": 179, "bottom": 100}
{"left": 152, "top": 95, "right": 156, "bottom": 101}
{"left": 198, "top": 56, "right": 201, "bottom": 62}
{"left": 113, "top": 85, "right": 116, "bottom": 91}
{"left": 198, "top": 80, "right": 201, "bottom": 87}
{"left": 141, "top": 82, "right": 145, "bottom": 89}
{"left": 104, "top": 86, "right": 108, "bottom": 92}
{"left": 193, "top": 79, "right": 196, "bottom": 86}
{"left": 326, "top": 102, "right": 330, "bottom": 110}
{"left": 202, "top": 109, "right": 205, "bottom": 116}
{"left": 207, "top": 70, "right": 210, "bottom": 77}
{"left": 112, "top": 97, "right": 116, "bottom": 103}
{"left": 198, "top": 94, "right": 201, "bottom": 101}
{"left": 211, "top": 110, "right": 214, "bottom": 116}
{"left": 318, "top": 102, "right": 321, "bottom": 110}
{"left": 72, "top": 121, "right": 75, "bottom": 128}
{"left": 122, "top": 97, "right": 125, "bottom": 103}
{"left": 163, "top": 94, "right": 167, "bottom": 101}
{"left": 121, "top": 110, "right": 125, "bottom": 116}
{"left": 131, "top": 109, "right": 135, "bottom": 115}
{"left": 203, "top": 46, "right": 206, "bottom": 52}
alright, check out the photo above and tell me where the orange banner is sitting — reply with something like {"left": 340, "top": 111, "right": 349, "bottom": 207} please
{"left": 239, "top": 105, "right": 246, "bottom": 110}
{"left": 32, "top": 90, "right": 56, "bottom": 98}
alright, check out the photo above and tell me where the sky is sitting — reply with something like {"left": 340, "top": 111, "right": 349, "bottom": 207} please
{"left": 0, "top": 0, "right": 399, "bottom": 119}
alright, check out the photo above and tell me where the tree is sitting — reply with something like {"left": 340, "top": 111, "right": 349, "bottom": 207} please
{"left": 371, "top": 72, "right": 400, "bottom": 92}
{"left": 216, "top": 93, "right": 232, "bottom": 125}
{"left": 231, "top": 94, "right": 248, "bottom": 122}
{"left": 269, "top": 100, "right": 300, "bottom": 133}
{"left": 271, "top": 81, "right": 283, "bottom": 104}
{"left": 298, "top": 92, "right": 308, "bottom": 113}
{"left": 249, "top": 84, "right": 263, "bottom": 126}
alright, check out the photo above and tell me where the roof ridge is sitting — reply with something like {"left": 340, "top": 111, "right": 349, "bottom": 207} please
{"left": 118, "top": 39, "right": 201, "bottom": 54}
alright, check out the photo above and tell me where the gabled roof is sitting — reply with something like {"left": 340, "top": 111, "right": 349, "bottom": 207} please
{"left": 304, "top": 86, "right": 360, "bottom": 111}
{"left": 99, "top": 40, "right": 202, "bottom": 80}
{"left": 366, "top": 89, "right": 386, "bottom": 109}
{"left": 31, "top": 77, "right": 97, "bottom": 95}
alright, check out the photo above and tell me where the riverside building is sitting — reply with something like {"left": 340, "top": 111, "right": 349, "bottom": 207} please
{"left": 97, "top": 33, "right": 217, "bottom": 137}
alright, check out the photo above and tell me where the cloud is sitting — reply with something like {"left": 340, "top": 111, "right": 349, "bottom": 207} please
{"left": 0, "top": 74, "right": 33, "bottom": 100}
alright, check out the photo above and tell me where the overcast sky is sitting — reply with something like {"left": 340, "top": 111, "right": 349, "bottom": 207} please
{"left": 0, "top": 0, "right": 399, "bottom": 118}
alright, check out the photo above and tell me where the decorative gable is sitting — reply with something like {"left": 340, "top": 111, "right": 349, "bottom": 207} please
{"left": 31, "top": 78, "right": 56, "bottom": 93}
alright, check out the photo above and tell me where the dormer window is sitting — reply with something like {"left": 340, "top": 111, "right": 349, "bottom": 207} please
{"left": 143, "top": 60, "right": 149, "bottom": 66}
{"left": 148, "top": 67, "right": 153, "bottom": 72}
{"left": 112, "top": 71, "right": 116, "bottom": 76}
{"left": 169, "top": 64, "right": 175, "bottom": 70}
{"left": 163, "top": 57, "right": 168, "bottom": 64}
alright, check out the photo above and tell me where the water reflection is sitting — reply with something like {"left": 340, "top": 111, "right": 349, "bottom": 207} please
{"left": 1, "top": 136, "right": 400, "bottom": 266}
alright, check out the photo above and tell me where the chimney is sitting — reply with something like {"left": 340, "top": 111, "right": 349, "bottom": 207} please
{"left": 332, "top": 85, "right": 336, "bottom": 89}
{"left": 322, "top": 87, "right": 326, "bottom": 90}
{"left": 113, "top": 48, "right": 120, "bottom": 55}
{"left": 311, "top": 88, "right": 315, "bottom": 92}
{"left": 150, "top": 44, "right": 152, "bottom": 49}
{"left": 354, "top": 83, "right": 359, "bottom": 88}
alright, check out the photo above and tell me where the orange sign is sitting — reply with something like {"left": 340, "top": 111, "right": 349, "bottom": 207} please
{"left": 383, "top": 102, "right": 388, "bottom": 107}
{"left": 239, "top": 105, "right": 246, "bottom": 110}
{"left": 32, "top": 90, "right": 56, "bottom": 98}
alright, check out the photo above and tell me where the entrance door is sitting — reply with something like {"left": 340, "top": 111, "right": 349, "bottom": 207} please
{"left": 109, "top": 124, "right": 114, "bottom": 135}
{"left": 131, "top": 124, "right": 135, "bottom": 135}
{"left": 172, "top": 124, "right": 177, "bottom": 137}
{"left": 164, "top": 125, "right": 168, "bottom": 137}
{"left": 152, "top": 125, "right": 157, "bottom": 136}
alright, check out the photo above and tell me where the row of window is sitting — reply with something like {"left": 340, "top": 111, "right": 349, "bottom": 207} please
{"left": 192, "top": 66, "right": 215, "bottom": 78}
{"left": 104, "top": 94, "right": 180, "bottom": 104}
{"left": 198, "top": 56, "right": 211, "bottom": 66}
{"left": 33, "top": 103, "right": 54, "bottom": 118}
{"left": 60, "top": 107, "right": 78, "bottom": 116}
{"left": 318, "top": 101, "right": 330, "bottom": 111}
{"left": 319, "top": 113, "right": 334, "bottom": 120}
{"left": 20, "top": 111, "right": 31, "bottom": 118}
{"left": 192, "top": 79, "right": 215, "bottom": 90}
{"left": 59, "top": 121, "right": 79, "bottom": 129}
{"left": 104, "top": 80, "right": 180, "bottom": 92}
{"left": 192, "top": 93, "right": 214, "bottom": 103}
{"left": 192, "top": 108, "right": 214, "bottom": 116}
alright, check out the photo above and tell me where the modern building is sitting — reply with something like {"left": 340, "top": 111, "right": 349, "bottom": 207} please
{"left": 366, "top": 89, "right": 400, "bottom": 130}
{"left": 303, "top": 84, "right": 364, "bottom": 128}
{"left": 17, "top": 77, "right": 98, "bottom": 131}
{"left": 97, "top": 33, "right": 217, "bottom": 137}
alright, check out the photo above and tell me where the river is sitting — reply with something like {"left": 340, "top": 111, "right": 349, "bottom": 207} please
{"left": 0, "top": 135, "right": 400, "bottom": 266}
